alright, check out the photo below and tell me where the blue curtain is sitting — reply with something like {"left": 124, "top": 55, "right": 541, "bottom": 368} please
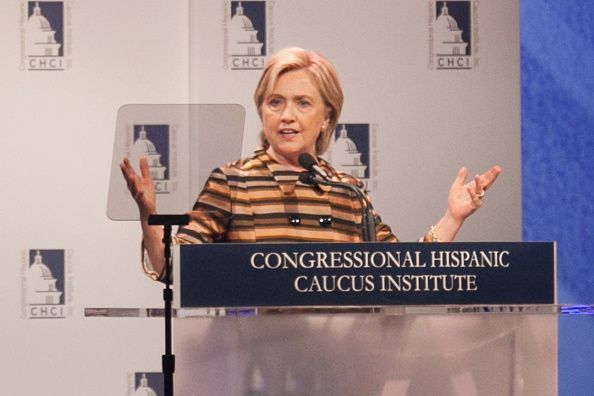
{"left": 521, "top": 1, "right": 594, "bottom": 394}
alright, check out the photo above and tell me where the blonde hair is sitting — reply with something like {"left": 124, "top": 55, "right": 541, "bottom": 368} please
{"left": 254, "top": 47, "right": 344, "bottom": 155}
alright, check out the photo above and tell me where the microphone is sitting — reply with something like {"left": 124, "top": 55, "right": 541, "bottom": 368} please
{"left": 298, "top": 171, "right": 316, "bottom": 185}
{"left": 298, "top": 153, "right": 329, "bottom": 180}
{"left": 297, "top": 153, "right": 377, "bottom": 242}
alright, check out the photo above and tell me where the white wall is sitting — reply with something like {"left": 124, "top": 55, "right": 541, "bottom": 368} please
{"left": 2, "top": 1, "right": 520, "bottom": 394}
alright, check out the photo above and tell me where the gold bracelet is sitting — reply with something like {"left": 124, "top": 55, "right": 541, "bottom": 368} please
{"left": 427, "top": 225, "right": 440, "bottom": 242}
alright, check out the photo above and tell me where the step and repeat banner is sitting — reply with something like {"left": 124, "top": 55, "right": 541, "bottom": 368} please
{"left": 3, "top": 1, "right": 522, "bottom": 395}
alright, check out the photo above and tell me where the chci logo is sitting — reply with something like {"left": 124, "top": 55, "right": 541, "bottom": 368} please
{"left": 428, "top": 1, "right": 479, "bottom": 70}
{"left": 129, "top": 372, "right": 164, "bottom": 396}
{"left": 22, "top": 249, "right": 69, "bottom": 319}
{"left": 127, "top": 125, "right": 174, "bottom": 194}
{"left": 329, "top": 124, "right": 375, "bottom": 191}
{"left": 224, "top": 1, "right": 267, "bottom": 70}
{"left": 21, "top": 1, "right": 71, "bottom": 71}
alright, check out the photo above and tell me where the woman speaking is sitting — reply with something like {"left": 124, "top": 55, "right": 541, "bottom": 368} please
{"left": 120, "top": 47, "right": 501, "bottom": 281}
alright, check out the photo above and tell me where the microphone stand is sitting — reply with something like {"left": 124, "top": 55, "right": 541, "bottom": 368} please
{"left": 299, "top": 172, "right": 376, "bottom": 242}
{"left": 148, "top": 214, "right": 190, "bottom": 396}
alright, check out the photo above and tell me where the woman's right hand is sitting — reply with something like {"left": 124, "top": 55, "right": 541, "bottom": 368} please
{"left": 120, "top": 157, "right": 157, "bottom": 219}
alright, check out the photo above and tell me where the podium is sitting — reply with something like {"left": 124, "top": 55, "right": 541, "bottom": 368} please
{"left": 171, "top": 242, "right": 559, "bottom": 395}
{"left": 88, "top": 242, "right": 565, "bottom": 395}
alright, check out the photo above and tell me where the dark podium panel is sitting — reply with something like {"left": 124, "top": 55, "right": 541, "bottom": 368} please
{"left": 173, "top": 242, "right": 556, "bottom": 308}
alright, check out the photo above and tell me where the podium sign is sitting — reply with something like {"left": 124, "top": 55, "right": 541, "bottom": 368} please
{"left": 174, "top": 242, "right": 555, "bottom": 308}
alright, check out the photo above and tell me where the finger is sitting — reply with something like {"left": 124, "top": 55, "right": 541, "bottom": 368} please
{"left": 481, "top": 165, "right": 502, "bottom": 190}
{"left": 121, "top": 159, "right": 145, "bottom": 196}
{"left": 467, "top": 186, "right": 483, "bottom": 207}
{"left": 120, "top": 158, "right": 136, "bottom": 184}
{"left": 453, "top": 167, "right": 468, "bottom": 187}
{"left": 139, "top": 157, "right": 151, "bottom": 180}
{"left": 474, "top": 174, "right": 484, "bottom": 195}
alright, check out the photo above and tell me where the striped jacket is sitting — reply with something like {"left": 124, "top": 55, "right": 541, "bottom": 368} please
{"left": 176, "top": 149, "right": 398, "bottom": 244}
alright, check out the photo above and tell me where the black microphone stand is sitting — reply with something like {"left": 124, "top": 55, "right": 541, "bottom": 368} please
{"left": 299, "top": 172, "right": 376, "bottom": 242}
{"left": 148, "top": 214, "right": 190, "bottom": 396}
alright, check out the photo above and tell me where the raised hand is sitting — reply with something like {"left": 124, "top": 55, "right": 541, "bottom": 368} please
{"left": 447, "top": 165, "right": 502, "bottom": 222}
{"left": 120, "top": 157, "right": 157, "bottom": 219}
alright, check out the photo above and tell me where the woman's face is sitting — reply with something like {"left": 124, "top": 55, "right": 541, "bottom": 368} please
{"left": 261, "top": 69, "right": 328, "bottom": 166}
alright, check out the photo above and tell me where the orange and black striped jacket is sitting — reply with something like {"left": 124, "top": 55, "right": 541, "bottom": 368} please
{"left": 176, "top": 149, "right": 398, "bottom": 244}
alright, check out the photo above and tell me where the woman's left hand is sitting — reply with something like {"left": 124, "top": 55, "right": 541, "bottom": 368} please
{"left": 447, "top": 165, "right": 502, "bottom": 222}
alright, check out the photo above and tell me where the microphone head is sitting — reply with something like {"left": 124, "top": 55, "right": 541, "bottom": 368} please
{"left": 298, "top": 153, "right": 317, "bottom": 171}
{"left": 298, "top": 171, "right": 314, "bottom": 185}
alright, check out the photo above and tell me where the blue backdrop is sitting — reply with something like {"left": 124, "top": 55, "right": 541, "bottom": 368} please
{"left": 521, "top": 1, "right": 594, "bottom": 394}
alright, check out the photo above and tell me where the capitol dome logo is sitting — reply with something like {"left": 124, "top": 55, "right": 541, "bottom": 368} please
{"left": 21, "top": 249, "right": 72, "bottom": 319}
{"left": 428, "top": 1, "right": 479, "bottom": 70}
{"left": 21, "top": 1, "right": 72, "bottom": 71}
{"left": 128, "top": 125, "right": 174, "bottom": 194}
{"left": 224, "top": 1, "right": 269, "bottom": 70}
{"left": 330, "top": 124, "right": 377, "bottom": 191}
{"left": 129, "top": 373, "right": 163, "bottom": 396}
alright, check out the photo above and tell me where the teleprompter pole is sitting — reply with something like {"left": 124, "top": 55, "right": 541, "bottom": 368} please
{"left": 148, "top": 214, "right": 190, "bottom": 396}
